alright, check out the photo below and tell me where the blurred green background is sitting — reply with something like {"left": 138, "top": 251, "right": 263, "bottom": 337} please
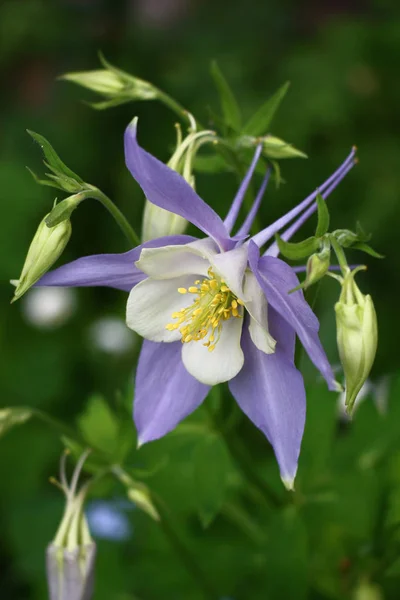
{"left": 1, "top": 0, "right": 400, "bottom": 599}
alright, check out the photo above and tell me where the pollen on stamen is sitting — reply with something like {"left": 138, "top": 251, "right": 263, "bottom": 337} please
{"left": 178, "top": 287, "right": 187, "bottom": 294}
{"left": 188, "top": 286, "right": 198, "bottom": 293}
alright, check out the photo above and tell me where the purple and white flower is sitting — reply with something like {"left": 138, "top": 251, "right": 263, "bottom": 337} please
{"left": 37, "top": 121, "right": 356, "bottom": 487}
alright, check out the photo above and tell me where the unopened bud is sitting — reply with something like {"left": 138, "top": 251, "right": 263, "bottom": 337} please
{"left": 47, "top": 450, "right": 96, "bottom": 600}
{"left": 61, "top": 59, "right": 158, "bottom": 110}
{"left": 262, "top": 135, "right": 307, "bottom": 160}
{"left": 12, "top": 214, "right": 71, "bottom": 302}
{"left": 304, "top": 244, "right": 330, "bottom": 288}
{"left": 141, "top": 120, "right": 216, "bottom": 241}
{"left": 335, "top": 268, "right": 378, "bottom": 414}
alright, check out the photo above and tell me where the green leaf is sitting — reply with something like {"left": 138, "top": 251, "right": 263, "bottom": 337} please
{"left": 275, "top": 234, "right": 320, "bottom": 261}
{"left": 351, "top": 242, "right": 384, "bottom": 259}
{"left": 356, "top": 221, "right": 372, "bottom": 243}
{"left": 193, "top": 434, "right": 231, "bottom": 527}
{"left": 27, "top": 130, "right": 84, "bottom": 184}
{"left": 78, "top": 394, "right": 120, "bottom": 455}
{"left": 26, "top": 167, "right": 63, "bottom": 190}
{"left": 0, "top": 407, "right": 33, "bottom": 438}
{"left": 210, "top": 61, "right": 242, "bottom": 131}
{"left": 243, "top": 81, "right": 290, "bottom": 136}
{"left": 315, "top": 194, "right": 330, "bottom": 237}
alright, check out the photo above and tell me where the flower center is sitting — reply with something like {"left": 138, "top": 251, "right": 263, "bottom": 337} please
{"left": 165, "top": 268, "right": 244, "bottom": 352}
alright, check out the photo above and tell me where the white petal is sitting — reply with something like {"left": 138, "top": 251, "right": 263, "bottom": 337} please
{"left": 126, "top": 276, "right": 195, "bottom": 342}
{"left": 210, "top": 245, "right": 249, "bottom": 299}
{"left": 136, "top": 238, "right": 218, "bottom": 280}
{"left": 243, "top": 270, "right": 276, "bottom": 354}
{"left": 182, "top": 317, "right": 244, "bottom": 385}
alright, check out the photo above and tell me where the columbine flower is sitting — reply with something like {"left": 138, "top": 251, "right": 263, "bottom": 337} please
{"left": 35, "top": 121, "right": 356, "bottom": 487}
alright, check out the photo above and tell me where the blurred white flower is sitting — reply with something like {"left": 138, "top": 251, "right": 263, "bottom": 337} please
{"left": 86, "top": 500, "right": 132, "bottom": 542}
{"left": 89, "top": 316, "right": 135, "bottom": 354}
{"left": 22, "top": 287, "right": 76, "bottom": 328}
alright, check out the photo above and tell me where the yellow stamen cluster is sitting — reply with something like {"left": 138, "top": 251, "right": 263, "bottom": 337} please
{"left": 166, "top": 268, "right": 244, "bottom": 352}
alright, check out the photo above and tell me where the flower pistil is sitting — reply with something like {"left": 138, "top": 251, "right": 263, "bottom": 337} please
{"left": 166, "top": 267, "right": 244, "bottom": 351}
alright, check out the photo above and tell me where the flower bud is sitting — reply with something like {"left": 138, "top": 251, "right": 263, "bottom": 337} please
{"left": 335, "top": 269, "right": 378, "bottom": 414}
{"left": 47, "top": 451, "right": 96, "bottom": 600}
{"left": 12, "top": 214, "right": 71, "bottom": 302}
{"left": 262, "top": 136, "right": 307, "bottom": 160}
{"left": 304, "top": 245, "right": 330, "bottom": 288}
{"left": 141, "top": 121, "right": 216, "bottom": 241}
{"left": 61, "top": 59, "right": 158, "bottom": 110}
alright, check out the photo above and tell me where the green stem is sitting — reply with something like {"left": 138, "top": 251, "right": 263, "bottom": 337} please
{"left": 222, "top": 502, "right": 266, "bottom": 545}
{"left": 87, "top": 186, "right": 140, "bottom": 246}
{"left": 330, "top": 236, "right": 349, "bottom": 276}
{"left": 156, "top": 90, "right": 193, "bottom": 125}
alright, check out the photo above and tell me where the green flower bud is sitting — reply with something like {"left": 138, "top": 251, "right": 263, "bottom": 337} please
{"left": 141, "top": 120, "right": 216, "bottom": 241}
{"left": 47, "top": 451, "right": 96, "bottom": 600}
{"left": 61, "top": 56, "right": 158, "bottom": 110}
{"left": 304, "top": 243, "right": 331, "bottom": 288}
{"left": 12, "top": 214, "right": 71, "bottom": 302}
{"left": 262, "top": 136, "right": 307, "bottom": 160}
{"left": 335, "top": 269, "right": 378, "bottom": 414}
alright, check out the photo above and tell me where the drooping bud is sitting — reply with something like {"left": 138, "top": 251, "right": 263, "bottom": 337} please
{"left": 47, "top": 450, "right": 96, "bottom": 600}
{"left": 12, "top": 214, "right": 72, "bottom": 302}
{"left": 335, "top": 268, "right": 378, "bottom": 414}
{"left": 141, "top": 118, "right": 216, "bottom": 241}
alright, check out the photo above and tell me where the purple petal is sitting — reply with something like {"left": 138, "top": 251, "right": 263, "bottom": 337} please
{"left": 229, "top": 323, "right": 306, "bottom": 487}
{"left": 248, "top": 241, "right": 337, "bottom": 390}
{"left": 124, "top": 123, "right": 233, "bottom": 250}
{"left": 269, "top": 306, "right": 296, "bottom": 361}
{"left": 134, "top": 340, "right": 210, "bottom": 445}
{"left": 37, "top": 235, "right": 196, "bottom": 292}
{"left": 224, "top": 144, "right": 262, "bottom": 233}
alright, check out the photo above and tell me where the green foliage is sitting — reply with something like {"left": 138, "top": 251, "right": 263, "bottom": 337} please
{"left": 243, "top": 81, "right": 290, "bottom": 136}
{"left": 210, "top": 61, "right": 242, "bottom": 132}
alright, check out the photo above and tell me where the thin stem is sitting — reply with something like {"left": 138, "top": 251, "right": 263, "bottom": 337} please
{"left": 156, "top": 90, "right": 194, "bottom": 125}
{"left": 330, "top": 235, "right": 349, "bottom": 275}
{"left": 86, "top": 187, "right": 140, "bottom": 246}
{"left": 222, "top": 502, "right": 266, "bottom": 545}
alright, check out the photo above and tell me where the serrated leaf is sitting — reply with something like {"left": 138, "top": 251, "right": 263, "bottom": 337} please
{"left": 0, "top": 407, "right": 33, "bottom": 438}
{"left": 210, "top": 61, "right": 242, "bottom": 131}
{"left": 27, "top": 130, "right": 84, "bottom": 183}
{"left": 243, "top": 81, "right": 290, "bottom": 136}
{"left": 275, "top": 234, "right": 319, "bottom": 261}
{"left": 78, "top": 394, "right": 119, "bottom": 455}
{"left": 193, "top": 434, "right": 231, "bottom": 527}
{"left": 315, "top": 194, "right": 330, "bottom": 237}
{"left": 351, "top": 242, "right": 384, "bottom": 259}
